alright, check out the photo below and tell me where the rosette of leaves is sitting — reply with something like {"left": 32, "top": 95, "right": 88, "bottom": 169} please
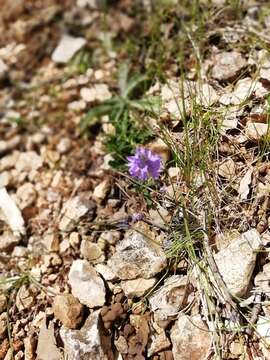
{"left": 80, "top": 63, "right": 160, "bottom": 169}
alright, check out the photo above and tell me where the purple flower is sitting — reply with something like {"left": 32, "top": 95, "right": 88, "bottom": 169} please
{"left": 131, "top": 213, "right": 144, "bottom": 222}
{"left": 127, "top": 147, "right": 162, "bottom": 181}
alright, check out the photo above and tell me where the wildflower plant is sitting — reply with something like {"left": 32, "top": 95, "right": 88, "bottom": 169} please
{"left": 127, "top": 147, "right": 162, "bottom": 181}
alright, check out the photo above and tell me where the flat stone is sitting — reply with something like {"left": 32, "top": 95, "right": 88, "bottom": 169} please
{"left": 149, "top": 275, "right": 191, "bottom": 323}
{"left": 15, "top": 151, "right": 43, "bottom": 172}
{"left": 80, "top": 240, "right": 103, "bottom": 263}
{"left": 56, "top": 138, "right": 71, "bottom": 154}
{"left": 53, "top": 294, "right": 84, "bottom": 329}
{"left": 60, "top": 310, "right": 109, "bottom": 360}
{"left": 52, "top": 34, "right": 86, "bottom": 63}
{"left": 15, "top": 285, "right": 34, "bottom": 311}
{"left": 16, "top": 183, "right": 36, "bottom": 209}
{"left": 212, "top": 51, "right": 247, "bottom": 81}
{"left": 171, "top": 314, "right": 211, "bottom": 360}
{"left": 107, "top": 230, "right": 166, "bottom": 280}
{"left": 68, "top": 260, "right": 106, "bottom": 308}
{"left": 246, "top": 122, "right": 269, "bottom": 141}
{"left": 59, "top": 195, "right": 96, "bottom": 232}
{"left": 36, "top": 320, "right": 62, "bottom": 360}
{"left": 147, "top": 326, "right": 171, "bottom": 357}
{"left": 95, "top": 264, "right": 117, "bottom": 281}
{"left": 214, "top": 229, "right": 261, "bottom": 297}
{"left": 92, "top": 179, "right": 110, "bottom": 202}
{"left": 121, "top": 278, "right": 157, "bottom": 298}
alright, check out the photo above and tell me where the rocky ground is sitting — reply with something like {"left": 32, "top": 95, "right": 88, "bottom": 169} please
{"left": 2, "top": 0, "right": 270, "bottom": 359}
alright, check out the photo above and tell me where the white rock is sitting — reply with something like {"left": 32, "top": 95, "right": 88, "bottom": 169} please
{"left": 80, "top": 84, "right": 111, "bottom": 103}
{"left": 161, "top": 80, "right": 190, "bottom": 118}
{"left": 0, "top": 171, "right": 11, "bottom": 187}
{"left": 0, "top": 151, "right": 19, "bottom": 171}
{"left": 0, "top": 136, "right": 20, "bottom": 155}
{"left": 238, "top": 168, "right": 253, "bottom": 200}
{"left": 0, "top": 187, "right": 25, "bottom": 236}
{"left": 52, "top": 34, "right": 86, "bottom": 63}
{"left": 230, "top": 77, "right": 253, "bottom": 105}
{"left": 16, "top": 183, "right": 36, "bottom": 209}
{"left": 56, "top": 138, "right": 71, "bottom": 154}
{"left": 68, "top": 260, "right": 105, "bottom": 308}
{"left": 107, "top": 230, "right": 166, "bottom": 280}
{"left": 60, "top": 311, "right": 107, "bottom": 360}
{"left": 80, "top": 87, "right": 96, "bottom": 102}
{"left": 256, "top": 316, "right": 270, "bottom": 346}
{"left": 195, "top": 82, "right": 218, "bottom": 106}
{"left": 15, "top": 151, "right": 43, "bottom": 172}
{"left": 246, "top": 122, "right": 269, "bottom": 141}
{"left": 149, "top": 275, "right": 190, "bottom": 322}
{"left": 95, "top": 263, "right": 117, "bottom": 281}
{"left": 121, "top": 278, "right": 157, "bottom": 298}
{"left": 59, "top": 195, "right": 95, "bottom": 232}
{"left": 36, "top": 320, "right": 62, "bottom": 360}
{"left": 212, "top": 51, "right": 247, "bottom": 81}
{"left": 214, "top": 229, "right": 261, "bottom": 297}
{"left": 92, "top": 179, "right": 110, "bottom": 202}
{"left": 68, "top": 100, "right": 86, "bottom": 111}
{"left": 80, "top": 240, "right": 103, "bottom": 263}
{"left": 147, "top": 326, "right": 171, "bottom": 357}
{"left": 171, "top": 314, "right": 211, "bottom": 360}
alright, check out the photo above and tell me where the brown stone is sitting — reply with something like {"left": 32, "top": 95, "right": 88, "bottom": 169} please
{"left": 53, "top": 294, "right": 84, "bottom": 329}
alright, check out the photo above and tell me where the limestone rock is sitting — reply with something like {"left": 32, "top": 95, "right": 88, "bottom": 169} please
{"left": 24, "top": 335, "right": 36, "bottom": 360}
{"left": 147, "top": 325, "right": 171, "bottom": 357}
{"left": 121, "top": 278, "right": 157, "bottom": 298}
{"left": 15, "top": 151, "right": 43, "bottom": 172}
{"left": 214, "top": 229, "right": 261, "bottom": 297}
{"left": 246, "top": 122, "right": 269, "bottom": 141}
{"left": 92, "top": 179, "right": 111, "bottom": 202}
{"left": 80, "top": 240, "right": 103, "bottom": 263}
{"left": 68, "top": 260, "right": 106, "bottom": 308}
{"left": 36, "top": 320, "right": 62, "bottom": 360}
{"left": 52, "top": 34, "right": 86, "bottom": 63}
{"left": 0, "top": 188, "right": 25, "bottom": 236}
{"left": 59, "top": 196, "right": 96, "bottom": 232}
{"left": 195, "top": 82, "right": 218, "bottom": 106}
{"left": 0, "top": 231, "right": 19, "bottom": 252}
{"left": 149, "top": 275, "right": 191, "bottom": 323}
{"left": 60, "top": 311, "right": 109, "bottom": 360}
{"left": 16, "top": 183, "right": 36, "bottom": 209}
{"left": 56, "top": 138, "right": 71, "bottom": 154}
{"left": 95, "top": 264, "right": 117, "bottom": 281}
{"left": 80, "top": 84, "right": 111, "bottom": 103}
{"left": 171, "top": 314, "right": 211, "bottom": 360}
{"left": 212, "top": 51, "right": 247, "bottom": 81}
{"left": 256, "top": 316, "right": 270, "bottom": 346}
{"left": 52, "top": 294, "right": 84, "bottom": 329}
{"left": 15, "top": 285, "right": 34, "bottom": 311}
{"left": 107, "top": 230, "right": 166, "bottom": 280}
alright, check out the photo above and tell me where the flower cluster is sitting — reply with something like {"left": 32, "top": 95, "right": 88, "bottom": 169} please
{"left": 127, "top": 147, "right": 162, "bottom": 181}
